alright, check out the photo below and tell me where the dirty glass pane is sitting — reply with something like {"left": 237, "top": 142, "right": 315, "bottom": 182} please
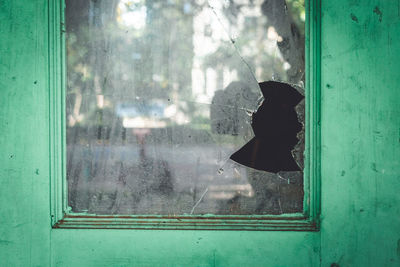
{"left": 65, "top": 0, "right": 305, "bottom": 215}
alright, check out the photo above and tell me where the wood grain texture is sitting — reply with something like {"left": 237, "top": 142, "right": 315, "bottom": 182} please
{"left": 320, "top": 0, "right": 400, "bottom": 266}
{"left": 0, "top": 1, "right": 51, "bottom": 266}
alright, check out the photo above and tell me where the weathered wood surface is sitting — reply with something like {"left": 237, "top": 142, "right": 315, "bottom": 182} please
{"left": 0, "top": 0, "right": 399, "bottom": 266}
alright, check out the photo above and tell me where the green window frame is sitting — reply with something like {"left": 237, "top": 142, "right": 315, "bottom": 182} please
{"left": 49, "top": 0, "right": 321, "bottom": 231}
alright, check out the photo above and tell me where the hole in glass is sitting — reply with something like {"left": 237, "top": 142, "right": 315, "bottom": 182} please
{"left": 65, "top": 0, "right": 305, "bottom": 215}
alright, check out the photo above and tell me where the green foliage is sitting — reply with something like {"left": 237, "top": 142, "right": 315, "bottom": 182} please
{"left": 286, "top": 0, "right": 305, "bottom": 35}
{"left": 66, "top": 0, "right": 305, "bottom": 131}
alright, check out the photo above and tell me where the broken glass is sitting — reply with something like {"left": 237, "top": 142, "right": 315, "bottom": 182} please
{"left": 65, "top": 0, "right": 305, "bottom": 215}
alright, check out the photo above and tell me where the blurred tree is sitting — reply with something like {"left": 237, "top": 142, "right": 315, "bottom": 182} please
{"left": 216, "top": 0, "right": 305, "bottom": 83}
{"left": 261, "top": 0, "right": 305, "bottom": 83}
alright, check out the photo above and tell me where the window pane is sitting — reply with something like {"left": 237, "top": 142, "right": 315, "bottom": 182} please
{"left": 65, "top": 0, "right": 305, "bottom": 215}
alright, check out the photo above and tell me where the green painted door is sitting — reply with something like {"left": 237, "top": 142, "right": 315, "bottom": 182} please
{"left": 1, "top": 0, "right": 399, "bottom": 266}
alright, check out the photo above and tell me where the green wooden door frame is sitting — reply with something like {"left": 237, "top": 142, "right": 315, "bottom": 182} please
{"left": 4, "top": 0, "right": 400, "bottom": 265}
{"left": 49, "top": 0, "right": 321, "bottom": 231}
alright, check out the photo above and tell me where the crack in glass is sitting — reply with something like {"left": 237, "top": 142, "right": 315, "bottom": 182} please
{"left": 65, "top": 0, "right": 305, "bottom": 215}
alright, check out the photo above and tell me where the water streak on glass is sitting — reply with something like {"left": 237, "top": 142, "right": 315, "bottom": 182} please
{"left": 65, "top": 0, "right": 305, "bottom": 215}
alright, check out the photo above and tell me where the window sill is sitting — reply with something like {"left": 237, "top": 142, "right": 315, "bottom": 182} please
{"left": 53, "top": 213, "right": 318, "bottom": 231}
